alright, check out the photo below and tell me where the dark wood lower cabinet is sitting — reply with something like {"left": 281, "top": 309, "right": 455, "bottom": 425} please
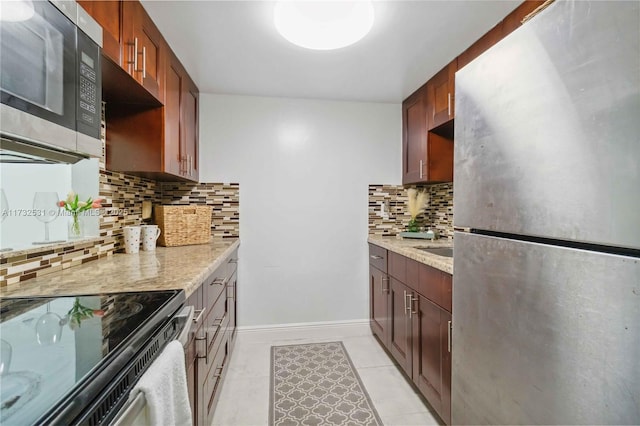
{"left": 412, "top": 295, "right": 452, "bottom": 424}
{"left": 369, "top": 265, "right": 390, "bottom": 345}
{"left": 184, "top": 249, "right": 238, "bottom": 425}
{"left": 369, "top": 245, "right": 452, "bottom": 424}
{"left": 389, "top": 278, "right": 413, "bottom": 377}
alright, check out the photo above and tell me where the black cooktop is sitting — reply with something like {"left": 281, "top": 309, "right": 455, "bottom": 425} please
{"left": 0, "top": 290, "right": 184, "bottom": 425}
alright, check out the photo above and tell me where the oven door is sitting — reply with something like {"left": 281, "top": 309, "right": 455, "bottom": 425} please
{"left": 0, "top": 0, "right": 77, "bottom": 142}
{"left": 109, "top": 306, "right": 195, "bottom": 426}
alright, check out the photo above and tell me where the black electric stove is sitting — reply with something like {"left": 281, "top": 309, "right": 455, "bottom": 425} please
{"left": 0, "top": 290, "right": 185, "bottom": 425}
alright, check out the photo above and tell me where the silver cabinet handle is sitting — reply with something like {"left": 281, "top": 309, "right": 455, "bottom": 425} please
{"left": 211, "top": 277, "right": 228, "bottom": 286}
{"left": 142, "top": 46, "right": 146, "bottom": 79}
{"left": 411, "top": 295, "right": 418, "bottom": 316}
{"left": 404, "top": 290, "right": 411, "bottom": 315}
{"left": 448, "top": 320, "right": 452, "bottom": 353}
{"left": 381, "top": 276, "right": 389, "bottom": 293}
{"left": 190, "top": 155, "right": 194, "bottom": 175}
{"left": 419, "top": 160, "right": 423, "bottom": 180}
{"left": 195, "top": 332, "right": 208, "bottom": 362}
{"left": 370, "top": 255, "right": 383, "bottom": 260}
{"left": 213, "top": 366, "right": 224, "bottom": 377}
{"left": 448, "top": 92, "right": 452, "bottom": 117}
{"left": 133, "top": 37, "right": 138, "bottom": 73}
{"left": 213, "top": 314, "right": 226, "bottom": 328}
{"left": 193, "top": 308, "right": 206, "bottom": 324}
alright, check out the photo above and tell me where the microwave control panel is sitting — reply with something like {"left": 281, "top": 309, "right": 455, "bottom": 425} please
{"left": 76, "top": 32, "right": 101, "bottom": 140}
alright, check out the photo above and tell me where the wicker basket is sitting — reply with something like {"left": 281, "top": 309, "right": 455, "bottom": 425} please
{"left": 154, "top": 205, "right": 212, "bottom": 247}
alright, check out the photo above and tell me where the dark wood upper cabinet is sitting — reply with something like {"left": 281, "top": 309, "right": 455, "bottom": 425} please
{"left": 123, "top": 1, "right": 165, "bottom": 102}
{"left": 402, "top": 87, "right": 454, "bottom": 185}
{"left": 163, "top": 49, "right": 199, "bottom": 181}
{"left": 402, "top": 87, "right": 428, "bottom": 184}
{"left": 78, "top": 1, "right": 123, "bottom": 66}
{"left": 458, "top": 23, "right": 503, "bottom": 70}
{"left": 401, "top": 1, "right": 546, "bottom": 184}
{"left": 83, "top": 0, "right": 200, "bottom": 182}
{"left": 183, "top": 75, "right": 199, "bottom": 181}
{"left": 427, "top": 59, "right": 457, "bottom": 130}
{"left": 502, "top": 1, "right": 546, "bottom": 36}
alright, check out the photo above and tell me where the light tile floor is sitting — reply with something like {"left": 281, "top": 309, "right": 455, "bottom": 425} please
{"left": 212, "top": 323, "right": 442, "bottom": 426}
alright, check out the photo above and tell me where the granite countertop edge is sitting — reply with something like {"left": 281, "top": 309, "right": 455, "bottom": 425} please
{"left": 0, "top": 239, "right": 240, "bottom": 299}
{"left": 367, "top": 235, "right": 453, "bottom": 274}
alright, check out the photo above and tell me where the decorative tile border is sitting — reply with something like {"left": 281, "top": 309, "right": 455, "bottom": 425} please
{"left": 0, "top": 238, "right": 115, "bottom": 287}
{"left": 368, "top": 183, "right": 453, "bottom": 239}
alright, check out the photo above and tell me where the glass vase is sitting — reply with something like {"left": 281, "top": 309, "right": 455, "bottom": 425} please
{"left": 68, "top": 214, "right": 84, "bottom": 239}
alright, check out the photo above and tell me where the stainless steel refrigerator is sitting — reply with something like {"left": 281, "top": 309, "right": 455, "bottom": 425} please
{"left": 452, "top": 1, "right": 640, "bottom": 424}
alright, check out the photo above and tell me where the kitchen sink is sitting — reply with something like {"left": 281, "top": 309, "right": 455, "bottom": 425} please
{"left": 417, "top": 247, "right": 453, "bottom": 258}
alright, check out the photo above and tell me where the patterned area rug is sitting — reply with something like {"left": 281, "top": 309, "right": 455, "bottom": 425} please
{"left": 270, "top": 341, "right": 382, "bottom": 426}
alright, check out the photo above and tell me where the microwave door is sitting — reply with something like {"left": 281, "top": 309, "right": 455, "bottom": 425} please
{"left": 0, "top": 0, "right": 76, "bottom": 131}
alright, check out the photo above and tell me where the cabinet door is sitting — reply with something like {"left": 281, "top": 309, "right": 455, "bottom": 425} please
{"left": 78, "top": 0, "right": 122, "bottom": 65}
{"left": 389, "top": 278, "right": 412, "bottom": 376}
{"left": 369, "top": 265, "right": 390, "bottom": 345}
{"left": 412, "top": 295, "right": 451, "bottom": 424}
{"left": 402, "top": 88, "right": 427, "bottom": 184}
{"left": 427, "top": 59, "right": 457, "bottom": 130}
{"left": 164, "top": 51, "right": 184, "bottom": 176}
{"left": 182, "top": 76, "right": 199, "bottom": 181}
{"left": 123, "top": 1, "right": 164, "bottom": 101}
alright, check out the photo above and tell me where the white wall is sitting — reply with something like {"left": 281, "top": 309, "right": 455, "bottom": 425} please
{"left": 199, "top": 94, "right": 401, "bottom": 326}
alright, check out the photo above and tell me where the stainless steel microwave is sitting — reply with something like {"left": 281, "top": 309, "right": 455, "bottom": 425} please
{"left": 0, "top": 0, "right": 102, "bottom": 162}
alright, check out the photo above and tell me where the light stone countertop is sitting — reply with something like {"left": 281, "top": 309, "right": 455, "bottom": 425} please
{"left": 367, "top": 235, "right": 453, "bottom": 274}
{"left": 0, "top": 239, "right": 240, "bottom": 298}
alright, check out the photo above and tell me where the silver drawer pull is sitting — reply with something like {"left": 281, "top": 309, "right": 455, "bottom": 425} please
{"left": 213, "top": 314, "right": 226, "bottom": 327}
{"left": 211, "top": 277, "right": 228, "bottom": 286}
{"left": 195, "top": 332, "right": 208, "bottom": 362}
{"left": 370, "top": 255, "right": 383, "bottom": 260}
{"left": 193, "top": 308, "right": 206, "bottom": 324}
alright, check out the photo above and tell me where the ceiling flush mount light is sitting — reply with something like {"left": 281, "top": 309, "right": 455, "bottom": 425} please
{"left": 274, "top": 0, "right": 375, "bottom": 50}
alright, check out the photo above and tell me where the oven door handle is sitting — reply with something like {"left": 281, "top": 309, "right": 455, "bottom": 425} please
{"left": 111, "top": 391, "right": 146, "bottom": 426}
{"left": 176, "top": 305, "right": 194, "bottom": 346}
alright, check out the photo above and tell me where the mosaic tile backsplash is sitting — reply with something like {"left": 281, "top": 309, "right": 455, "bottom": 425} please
{"left": 368, "top": 183, "right": 453, "bottom": 240}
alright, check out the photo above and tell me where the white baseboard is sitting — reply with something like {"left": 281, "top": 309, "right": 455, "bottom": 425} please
{"left": 237, "top": 318, "right": 369, "bottom": 334}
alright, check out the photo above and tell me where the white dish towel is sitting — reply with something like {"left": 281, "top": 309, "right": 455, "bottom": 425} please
{"left": 130, "top": 340, "right": 192, "bottom": 426}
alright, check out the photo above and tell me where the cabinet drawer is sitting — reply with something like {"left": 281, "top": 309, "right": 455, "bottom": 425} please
{"left": 203, "top": 333, "right": 229, "bottom": 425}
{"left": 388, "top": 251, "right": 407, "bottom": 283}
{"left": 368, "top": 244, "right": 388, "bottom": 273}
{"left": 227, "top": 249, "right": 239, "bottom": 275}
{"left": 205, "top": 291, "right": 228, "bottom": 357}
{"left": 419, "top": 264, "right": 452, "bottom": 313}
{"left": 204, "top": 266, "right": 228, "bottom": 309}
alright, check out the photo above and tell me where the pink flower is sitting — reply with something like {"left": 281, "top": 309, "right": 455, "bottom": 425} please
{"left": 57, "top": 200, "right": 66, "bottom": 207}
{"left": 91, "top": 199, "right": 102, "bottom": 209}
{"left": 93, "top": 309, "right": 105, "bottom": 317}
